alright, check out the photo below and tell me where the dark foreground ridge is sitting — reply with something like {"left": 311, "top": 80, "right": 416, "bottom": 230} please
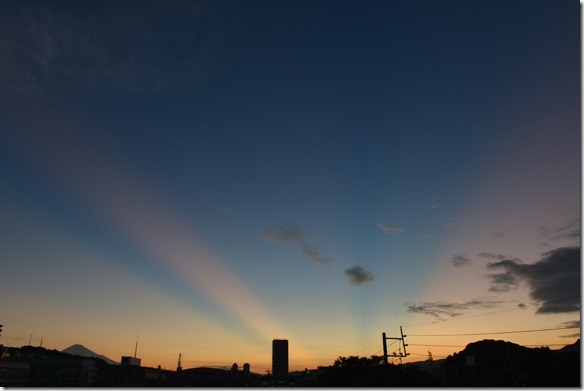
{"left": 0, "top": 339, "right": 579, "bottom": 386}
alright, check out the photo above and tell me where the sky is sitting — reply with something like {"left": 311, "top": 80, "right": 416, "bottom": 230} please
{"left": 0, "top": 0, "right": 580, "bottom": 373}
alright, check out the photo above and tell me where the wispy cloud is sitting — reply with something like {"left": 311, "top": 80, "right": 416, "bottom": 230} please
{"left": 429, "top": 198, "right": 439, "bottom": 209}
{"left": 261, "top": 223, "right": 331, "bottom": 266}
{"left": 487, "top": 273, "right": 520, "bottom": 292}
{"left": 486, "top": 247, "right": 580, "bottom": 314}
{"left": 538, "top": 218, "right": 581, "bottom": 244}
{"left": 492, "top": 230, "right": 507, "bottom": 238}
{"left": 405, "top": 298, "right": 505, "bottom": 319}
{"left": 377, "top": 222, "right": 404, "bottom": 234}
{"left": 477, "top": 252, "right": 508, "bottom": 261}
{"left": 344, "top": 266, "right": 374, "bottom": 286}
{"left": 560, "top": 320, "right": 580, "bottom": 329}
{"left": 450, "top": 253, "right": 472, "bottom": 267}
{"left": 0, "top": 1, "right": 216, "bottom": 96}
{"left": 558, "top": 320, "right": 581, "bottom": 338}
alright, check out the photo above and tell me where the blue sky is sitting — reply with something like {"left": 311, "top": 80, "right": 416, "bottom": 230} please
{"left": 0, "top": 0, "right": 580, "bottom": 371}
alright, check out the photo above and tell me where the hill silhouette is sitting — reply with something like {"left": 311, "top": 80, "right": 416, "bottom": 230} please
{"left": 61, "top": 344, "right": 118, "bottom": 365}
{"left": 441, "top": 339, "right": 580, "bottom": 386}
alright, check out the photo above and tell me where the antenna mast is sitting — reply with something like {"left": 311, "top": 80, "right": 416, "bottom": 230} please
{"left": 134, "top": 334, "right": 139, "bottom": 358}
{"left": 177, "top": 353, "right": 182, "bottom": 372}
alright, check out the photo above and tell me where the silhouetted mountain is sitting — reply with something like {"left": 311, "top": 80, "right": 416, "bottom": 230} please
{"left": 441, "top": 339, "right": 580, "bottom": 387}
{"left": 558, "top": 338, "right": 580, "bottom": 353}
{"left": 61, "top": 344, "right": 118, "bottom": 365}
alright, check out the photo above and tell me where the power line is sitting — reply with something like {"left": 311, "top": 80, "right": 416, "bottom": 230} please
{"left": 409, "top": 343, "right": 465, "bottom": 348}
{"left": 353, "top": 338, "right": 380, "bottom": 356}
{"left": 409, "top": 351, "right": 447, "bottom": 359}
{"left": 409, "top": 326, "right": 578, "bottom": 337}
{"left": 354, "top": 326, "right": 401, "bottom": 357}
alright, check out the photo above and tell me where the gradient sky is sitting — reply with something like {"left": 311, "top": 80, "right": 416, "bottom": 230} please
{"left": 0, "top": 0, "right": 580, "bottom": 373}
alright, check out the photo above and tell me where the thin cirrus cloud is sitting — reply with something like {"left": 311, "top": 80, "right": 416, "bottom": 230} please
{"left": 477, "top": 252, "right": 508, "bottom": 261}
{"left": 344, "top": 266, "right": 374, "bottom": 286}
{"left": 405, "top": 298, "right": 506, "bottom": 319}
{"left": 492, "top": 231, "right": 507, "bottom": 238}
{"left": 558, "top": 320, "right": 581, "bottom": 338}
{"left": 377, "top": 222, "right": 404, "bottom": 234}
{"left": 260, "top": 223, "right": 331, "bottom": 267}
{"left": 538, "top": 218, "right": 581, "bottom": 244}
{"left": 486, "top": 246, "right": 580, "bottom": 314}
{"left": 450, "top": 253, "right": 472, "bottom": 268}
{"left": 0, "top": 1, "right": 216, "bottom": 95}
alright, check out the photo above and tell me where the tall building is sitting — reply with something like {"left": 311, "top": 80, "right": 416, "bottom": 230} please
{"left": 272, "top": 339, "right": 288, "bottom": 380}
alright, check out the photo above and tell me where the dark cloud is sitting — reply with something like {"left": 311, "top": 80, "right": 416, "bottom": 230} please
{"left": 405, "top": 298, "right": 505, "bottom": 319}
{"left": 487, "top": 247, "right": 580, "bottom": 314}
{"left": 517, "top": 303, "right": 527, "bottom": 309}
{"left": 0, "top": 1, "right": 216, "bottom": 95}
{"left": 560, "top": 320, "right": 580, "bottom": 329}
{"left": 377, "top": 222, "right": 404, "bottom": 234}
{"left": 261, "top": 223, "right": 331, "bottom": 266}
{"left": 450, "top": 253, "right": 472, "bottom": 267}
{"left": 487, "top": 273, "right": 520, "bottom": 292}
{"left": 538, "top": 218, "right": 581, "bottom": 244}
{"left": 344, "top": 266, "right": 374, "bottom": 286}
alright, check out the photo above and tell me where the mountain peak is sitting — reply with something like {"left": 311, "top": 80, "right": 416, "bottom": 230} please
{"left": 61, "top": 344, "right": 118, "bottom": 365}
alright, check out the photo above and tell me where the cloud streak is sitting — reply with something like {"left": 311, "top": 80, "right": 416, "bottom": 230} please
{"left": 538, "top": 218, "right": 581, "bottom": 244}
{"left": 487, "top": 247, "right": 580, "bottom": 314}
{"left": 261, "top": 223, "right": 331, "bottom": 266}
{"left": 450, "top": 253, "right": 472, "bottom": 267}
{"left": 477, "top": 252, "right": 508, "bottom": 260}
{"left": 405, "top": 298, "right": 506, "bottom": 319}
{"left": 377, "top": 222, "right": 404, "bottom": 234}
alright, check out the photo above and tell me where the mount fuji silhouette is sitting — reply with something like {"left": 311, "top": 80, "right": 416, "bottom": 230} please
{"left": 61, "top": 344, "right": 118, "bottom": 365}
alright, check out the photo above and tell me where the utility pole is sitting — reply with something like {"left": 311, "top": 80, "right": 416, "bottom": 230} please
{"left": 381, "top": 326, "right": 409, "bottom": 365}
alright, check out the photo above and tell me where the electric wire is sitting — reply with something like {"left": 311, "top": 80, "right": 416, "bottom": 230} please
{"left": 408, "top": 325, "right": 578, "bottom": 337}
{"left": 409, "top": 343, "right": 465, "bottom": 348}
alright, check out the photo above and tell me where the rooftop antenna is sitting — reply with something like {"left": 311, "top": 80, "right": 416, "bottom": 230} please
{"left": 134, "top": 334, "right": 139, "bottom": 358}
{"left": 177, "top": 353, "right": 182, "bottom": 372}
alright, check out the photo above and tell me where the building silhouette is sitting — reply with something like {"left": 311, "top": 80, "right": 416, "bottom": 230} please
{"left": 120, "top": 356, "right": 141, "bottom": 366}
{"left": 272, "top": 339, "right": 288, "bottom": 380}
